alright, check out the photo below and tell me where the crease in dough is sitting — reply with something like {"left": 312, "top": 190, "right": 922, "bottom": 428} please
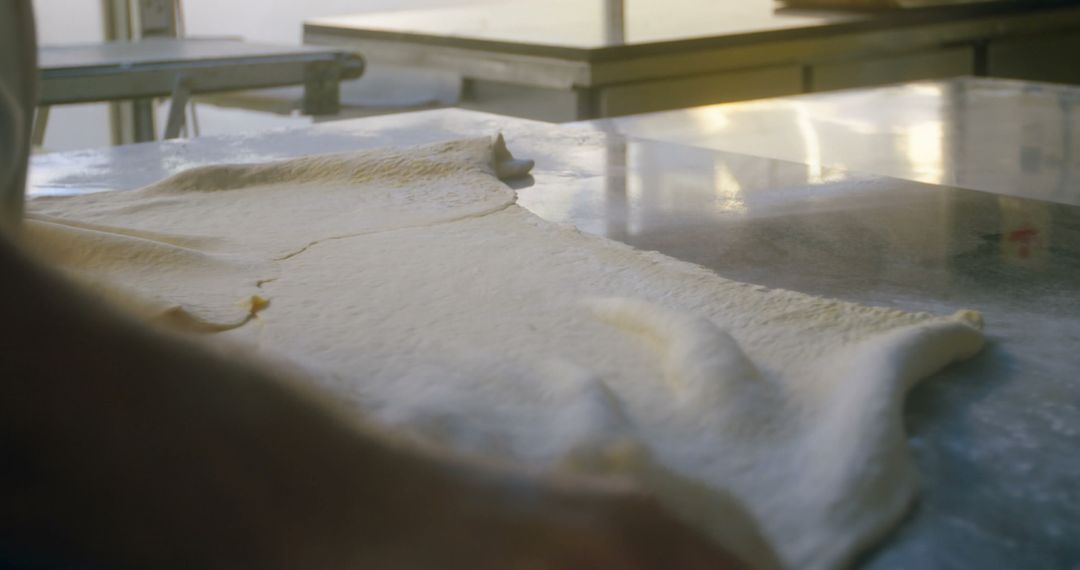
{"left": 30, "top": 136, "right": 525, "bottom": 261}
{"left": 20, "top": 216, "right": 277, "bottom": 332}
{"left": 25, "top": 135, "right": 530, "bottom": 331}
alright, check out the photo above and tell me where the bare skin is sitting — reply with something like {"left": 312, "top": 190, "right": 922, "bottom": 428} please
{"left": 0, "top": 232, "right": 746, "bottom": 569}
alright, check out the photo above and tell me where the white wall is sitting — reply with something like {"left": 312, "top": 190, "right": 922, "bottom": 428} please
{"left": 33, "top": 0, "right": 103, "bottom": 44}
{"left": 33, "top": 0, "right": 111, "bottom": 150}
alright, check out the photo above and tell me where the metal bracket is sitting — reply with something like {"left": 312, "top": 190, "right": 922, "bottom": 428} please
{"left": 301, "top": 60, "right": 340, "bottom": 116}
{"left": 31, "top": 106, "right": 50, "bottom": 147}
{"left": 163, "top": 75, "right": 192, "bottom": 139}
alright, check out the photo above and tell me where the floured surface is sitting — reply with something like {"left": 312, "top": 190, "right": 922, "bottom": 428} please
{"left": 27, "top": 137, "right": 984, "bottom": 570}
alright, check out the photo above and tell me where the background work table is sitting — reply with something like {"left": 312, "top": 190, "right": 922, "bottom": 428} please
{"left": 304, "top": 0, "right": 1080, "bottom": 120}
{"left": 30, "top": 108, "right": 1080, "bottom": 568}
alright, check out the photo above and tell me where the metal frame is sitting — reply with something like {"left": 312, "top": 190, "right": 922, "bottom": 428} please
{"left": 100, "top": 0, "right": 163, "bottom": 145}
{"left": 36, "top": 39, "right": 364, "bottom": 143}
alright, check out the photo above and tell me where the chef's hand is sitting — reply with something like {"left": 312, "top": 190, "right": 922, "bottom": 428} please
{"left": 371, "top": 462, "right": 746, "bottom": 570}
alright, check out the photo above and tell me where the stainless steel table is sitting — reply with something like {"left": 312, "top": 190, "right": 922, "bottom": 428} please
{"left": 570, "top": 76, "right": 1080, "bottom": 207}
{"left": 29, "top": 108, "right": 1080, "bottom": 568}
{"left": 37, "top": 37, "right": 365, "bottom": 142}
{"left": 304, "top": 0, "right": 1080, "bottom": 121}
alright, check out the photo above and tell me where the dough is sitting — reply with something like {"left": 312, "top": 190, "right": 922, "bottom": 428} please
{"left": 28, "top": 136, "right": 984, "bottom": 570}
{"left": 21, "top": 215, "right": 276, "bottom": 331}
{"left": 251, "top": 206, "right": 982, "bottom": 570}
{"left": 30, "top": 136, "right": 524, "bottom": 260}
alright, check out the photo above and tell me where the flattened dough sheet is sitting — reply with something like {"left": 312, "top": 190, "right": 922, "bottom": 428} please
{"left": 27, "top": 136, "right": 984, "bottom": 570}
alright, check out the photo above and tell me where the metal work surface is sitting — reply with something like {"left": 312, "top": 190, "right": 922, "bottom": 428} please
{"left": 29, "top": 109, "right": 1080, "bottom": 568}
{"left": 571, "top": 77, "right": 1080, "bottom": 206}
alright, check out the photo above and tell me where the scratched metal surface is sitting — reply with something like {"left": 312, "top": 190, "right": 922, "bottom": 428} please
{"left": 570, "top": 77, "right": 1080, "bottom": 207}
{"left": 29, "top": 108, "right": 1080, "bottom": 568}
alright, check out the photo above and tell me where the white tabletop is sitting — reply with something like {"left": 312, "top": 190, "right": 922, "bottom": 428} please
{"left": 304, "top": 0, "right": 1064, "bottom": 59}
{"left": 307, "top": 0, "right": 855, "bottom": 56}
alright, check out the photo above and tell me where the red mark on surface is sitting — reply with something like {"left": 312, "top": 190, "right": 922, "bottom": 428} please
{"left": 1007, "top": 225, "right": 1040, "bottom": 259}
